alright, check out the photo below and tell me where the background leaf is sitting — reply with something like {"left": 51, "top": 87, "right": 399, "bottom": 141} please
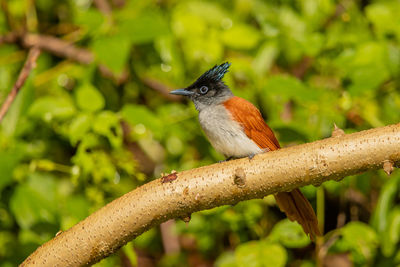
{"left": 1, "top": 0, "right": 400, "bottom": 266}
{"left": 75, "top": 83, "right": 105, "bottom": 112}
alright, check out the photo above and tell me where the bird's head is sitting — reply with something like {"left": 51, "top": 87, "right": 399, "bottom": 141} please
{"left": 170, "top": 62, "right": 233, "bottom": 111}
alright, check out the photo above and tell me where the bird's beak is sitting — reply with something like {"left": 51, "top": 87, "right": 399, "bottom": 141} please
{"left": 170, "top": 89, "right": 194, "bottom": 96}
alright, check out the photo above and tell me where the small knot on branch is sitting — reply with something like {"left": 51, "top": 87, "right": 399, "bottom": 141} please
{"left": 234, "top": 168, "right": 246, "bottom": 187}
{"left": 161, "top": 170, "right": 178, "bottom": 183}
{"left": 383, "top": 160, "right": 394, "bottom": 176}
{"left": 183, "top": 187, "right": 189, "bottom": 196}
{"left": 195, "top": 193, "right": 202, "bottom": 201}
{"left": 180, "top": 215, "right": 191, "bottom": 223}
{"left": 331, "top": 123, "right": 345, "bottom": 138}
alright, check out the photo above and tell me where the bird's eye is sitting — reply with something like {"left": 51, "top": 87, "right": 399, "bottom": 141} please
{"left": 199, "top": 86, "right": 209, "bottom": 94}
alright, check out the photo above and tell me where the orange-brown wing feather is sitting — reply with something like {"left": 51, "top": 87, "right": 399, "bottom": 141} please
{"left": 223, "top": 96, "right": 320, "bottom": 240}
{"left": 223, "top": 96, "right": 280, "bottom": 151}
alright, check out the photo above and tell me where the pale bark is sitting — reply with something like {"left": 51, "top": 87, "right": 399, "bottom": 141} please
{"left": 21, "top": 123, "right": 400, "bottom": 266}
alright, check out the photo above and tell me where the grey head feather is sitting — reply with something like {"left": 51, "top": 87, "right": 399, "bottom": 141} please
{"left": 187, "top": 62, "right": 233, "bottom": 111}
{"left": 194, "top": 62, "right": 231, "bottom": 85}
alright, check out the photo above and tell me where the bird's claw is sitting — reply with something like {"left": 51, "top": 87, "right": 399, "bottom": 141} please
{"left": 219, "top": 156, "right": 233, "bottom": 163}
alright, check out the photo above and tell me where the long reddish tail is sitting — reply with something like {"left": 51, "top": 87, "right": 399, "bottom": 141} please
{"left": 274, "top": 188, "right": 321, "bottom": 240}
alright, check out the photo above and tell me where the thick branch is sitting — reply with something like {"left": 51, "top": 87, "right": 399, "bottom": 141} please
{"left": 0, "top": 47, "right": 40, "bottom": 122}
{"left": 21, "top": 123, "right": 400, "bottom": 266}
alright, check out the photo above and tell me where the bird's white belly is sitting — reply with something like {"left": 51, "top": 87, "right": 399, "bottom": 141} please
{"left": 198, "top": 105, "right": 263, "bottom": 158}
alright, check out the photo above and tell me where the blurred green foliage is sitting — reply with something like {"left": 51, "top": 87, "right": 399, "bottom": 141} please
{"left": 0, "top": 0, "right": 399, "bottom": 266}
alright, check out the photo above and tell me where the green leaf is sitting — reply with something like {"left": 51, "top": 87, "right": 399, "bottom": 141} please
{"left": 253, "top": 42, "right": 278, "bottom": 76}
{"left": 0, "top": 147, "right": 23, "bottom": 193}
{"left": 235, "top": 241, "right": 287, "bottom": 267}
{"left": 118, "top": 10, "right": 169, "bottom": 44}
{"left": 303, "top": 32, "right": 324, "bottom": 56}
{"left": 121, "top": 242, "right": 138, "bottom": 267}
{"left": 332, "top": 222, "right": 379, "bottom": 265}
{"left": 91, "top": 35, "right": 131, "bottom": 75}
{"left": 382, "top": 207, "right": 400, "bottom": 257}
{"left": 121, "top": 104, "right": 163, "bottom": 139}
{"left": 335, "top": 43, "right": 391, "bottom": 96}
{"left": 268, "top": 219, "right": 311, "bottom": 248}
{"left": 274, "top": 127, "right": 308, "bottom": 143}
{"left": 79, "top": 151, "right": 116, "bottom": 184}
{"left": 69, "top": 114, "right": 92, "bottom": 145}
{"left": 92, "top": 111, "right": 122, "bottom": 148}
{"left": 72, "top": 134, "right": 99, "bottom": 177}
{"left": 10, "top": 174, "right": 57, "bottom": 229}
{"left": 74, "top": 9, "right": 104, "bottom": 34}
{"left": 366, "top": 2, "right": 400, "bottom": 40}
{"left": 263, "top": 75, "right": 322, "bottom": 102}
{"left": 215, "top": 251, "right": 237, "bottom": 267}
{"left": 222, "top": 23, "right": 261, "bottom": 50}
{"left": 174, "top": 1, "right": 228, "bottom": 26}
{"left": 18, "top": 228, "right": 54, "bottom": 246}
{"left": 371, "top": 175, "right": 400, "bottom": 233}
{"left": 75, "top": 84, "right": 105, "bottom": 112}
{"left": 26, "top": 173, "right": 57, "bottom": 204}
{"left": 61, "top": 195, "right": 90, "bottom": 230}
{"left": 28, "top": 96, "right": 76, "bottom": 121}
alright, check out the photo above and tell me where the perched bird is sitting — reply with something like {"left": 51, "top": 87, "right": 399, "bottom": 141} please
{"left": 170, "top": 62, "right": 320, "bottom": 239}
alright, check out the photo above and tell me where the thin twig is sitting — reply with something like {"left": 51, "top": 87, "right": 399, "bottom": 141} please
{"left": 0, "top": 32, "right": 19, "bottom": 45}
{"left": 1, "top": 0, "right": 16, "bottom": 31}
{"left": 0, "top": 33, "right": 183, "bottom": 99}
{"left": 322, "top": 0, "right": 348, "bottom": 29}
{"left": 317, "top": 231, "right": 340, "bottom": 265}
{"left": 141, "top": 77, "right": 182, "bottom": 102}
{"left": 160, "top": 220, "right": 181, "bottom": 254}
{"left": 21, "top": 34, "right": 93, "bottom": 64}
{"left": 291, "top": 56, "right": 313, "bottom": 79}
{"left": 93, "top": 0, "right": 112, "bottom": 15}
{"left": 0, "top": 47, "right": 41, "bottom": 122}
{"left": 121, "top": 121, "right": 156, "bottom": 175}
{"left": 111, "top": 0, "right": 126, "bottom": 8}
{"left": 0, "top": 33, "right": 94, "bottom": 64}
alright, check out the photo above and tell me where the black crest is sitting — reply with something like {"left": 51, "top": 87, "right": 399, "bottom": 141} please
{"left": 195, "top": 62, "right": 231, "bottom": 85}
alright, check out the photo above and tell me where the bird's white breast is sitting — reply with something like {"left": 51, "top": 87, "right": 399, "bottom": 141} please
{"left": 198, "top": 105, "right": 263, "bottom": 158}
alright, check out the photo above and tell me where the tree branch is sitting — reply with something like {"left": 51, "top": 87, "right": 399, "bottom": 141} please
{"left": 21, "top": 34, "right": 93, "bottom": 64}
{"left": 93, "top": 0, "right": 112, "bottom": 15}
{"left": 20, "top": 123, "right": 400, "bottom": 266}
{"left": 0, "top": 32, "right": 19, "bottom": 45}
{"left": 0, "top": 32, "right": 93, "bottom": 64}
{"left": 1, "top": 0, "right": 16, "bottom": 31}
{"left": 141, "top": 76, "right": 183, "bottom": 102}
{"left": 0, "top": 33, "right": 184, "bottom": 94}
{"left": 0, "top": 47, "right": 40, "bottom": 122}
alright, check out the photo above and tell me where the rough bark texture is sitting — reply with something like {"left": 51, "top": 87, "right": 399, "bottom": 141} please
{"left": 21, "top": 123, "right": 400, "bottom": 266}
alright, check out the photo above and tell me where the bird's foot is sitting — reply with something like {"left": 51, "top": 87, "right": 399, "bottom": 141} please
{"left": 219, "top": 156, "right": 234, "bottom": 163}
{"left": 248, "top": 154, "right": 256, "bottom": 160}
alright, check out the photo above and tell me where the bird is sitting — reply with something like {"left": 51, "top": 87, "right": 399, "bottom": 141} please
{"left": 170, "top": 62, "right": 321, "bottom": 240}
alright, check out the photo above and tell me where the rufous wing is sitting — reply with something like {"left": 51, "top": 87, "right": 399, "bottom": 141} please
{"left": 223, "top": 96, "right": 280, "bottom": 151}
{"left": 223, "top": 96, "right": 320, "bottom": 239}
